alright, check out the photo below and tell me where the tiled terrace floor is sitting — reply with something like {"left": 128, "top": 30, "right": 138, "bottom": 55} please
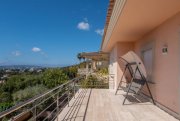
{"left": 57, "top": 89, "right": 178, "bottom": 121}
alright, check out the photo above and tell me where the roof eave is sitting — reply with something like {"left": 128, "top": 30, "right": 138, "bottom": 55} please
{"left": 101, "top": 0, "right": 115, "bottom": 51}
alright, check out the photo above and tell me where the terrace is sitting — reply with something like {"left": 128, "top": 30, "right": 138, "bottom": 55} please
{"left": 57, "top": 89, "right": 177, "bottom": 121}
{"left": 0, "top": 0, "right": 179, "bottom": 120}
{"left": 0, "top": 75, "right": 178, "bottom": 121}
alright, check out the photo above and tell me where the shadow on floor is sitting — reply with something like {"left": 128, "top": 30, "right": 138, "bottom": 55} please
{"left": 122, "top": 93, "right": 153, "bottom": 105}
{"left": 116, "top": 87, "right": 152, "bottom": 105}
{"left": 60, "top": 89, "right": 92, "bottom": 121}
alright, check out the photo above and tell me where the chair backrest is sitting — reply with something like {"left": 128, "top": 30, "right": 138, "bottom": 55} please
{"left": 129, "top": 79, "right": 146, "bottom": 93}
{"left": 126, "top": 63, "right": 146, "bottom": 93}
{"left": 121, "top": 51, "right": 147, "bottom": 78}
{"left": 120, "top": 51, "right": 148, "bottom": 94}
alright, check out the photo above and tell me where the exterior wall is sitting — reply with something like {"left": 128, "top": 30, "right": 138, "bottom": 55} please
{"left": 179, "top": 29, "right": 180, "bottom": 118}
{"left": 116, "top": 42, "right": 134, "bottom": 89}
{"left": 109, "top": 46, "right": 118, "bottom": 92}
{"left": 134, "top": 12, "right": 180, "bottom": 115}
{"left": 108, "top": 42, "right": 134, "bottom": 92}
{"left": 108, "top": 12, "right": 180, "bottom": 117}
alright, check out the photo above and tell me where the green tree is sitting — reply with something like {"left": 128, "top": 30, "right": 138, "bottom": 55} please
{"left": 0, "top": 74, "right": 43, "bottom": 104}
{"left": 62, "top": 66, "right": 78, "bottom": 79}
{"left": 0, "top": 102, "right": 14, "bottom": 112}
{"left": 77, "top": 53, "right": 82, "bottom": 61}
{"left": 0, "top": 92, "right": 12, "bottom": 103}
{"left": 12, "top": 85, "right": 48, "bottom": 103}
{"left": 77, "top": 53, "right": 85, "bottom": 62}
{"left": 42, "top": 68, "right": 68, "bottom": 88}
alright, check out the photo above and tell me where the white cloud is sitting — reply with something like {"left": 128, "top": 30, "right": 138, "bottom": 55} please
{"left": 32, "top": 47, "right": 48, "bottom": 58}
{"left": 32, "top": 47, "right": 41, "bottom": 52}
{"left": 95, "top": 29, "right": 104, "bottom": 36}
{"left": 12, "top": 51, "right": 21, "bottom": 57}
{"left": 77, "top": 21, "right": 90, "bottom": 30}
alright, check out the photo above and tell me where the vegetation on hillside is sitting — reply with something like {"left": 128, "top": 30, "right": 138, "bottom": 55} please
{"left": 42, "top": 69, "right": 68, "bottom": 88}
{"left": 97, "top": 67, "right": 108, "bottom": 76}
{"left": 12, "top": 85, "right": 48, "bottom": 103}
{"left": 80, "top": 75, "right": 108, "bottom": 89}
{"left": 0, "top": 66, "right": 78, "bottom": 112}
{"left": 0, "top": 64, "right": 109, "bottom": 113}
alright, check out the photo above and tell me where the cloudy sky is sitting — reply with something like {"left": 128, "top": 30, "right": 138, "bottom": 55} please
{"left": 0, "top": 0, "right": 108, "bottom": 66}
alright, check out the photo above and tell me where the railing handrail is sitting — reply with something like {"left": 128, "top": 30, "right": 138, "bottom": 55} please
{"left": 0, "top": 76, "right": 84, "bottom": 118}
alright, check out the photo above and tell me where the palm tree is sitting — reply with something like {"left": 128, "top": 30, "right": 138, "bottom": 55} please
{"left": 77, "top": 53, "right": 82, "bottom": 61}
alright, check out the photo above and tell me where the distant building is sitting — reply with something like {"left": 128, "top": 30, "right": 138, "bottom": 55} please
{"left": 29, "top": 68, "right": 34, "bottom": 72}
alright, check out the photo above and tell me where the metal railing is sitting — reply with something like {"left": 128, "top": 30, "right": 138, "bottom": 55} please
{"left": 0, "top": 76, "right": 85, "bottom": 121}
{"left": 0, "top": 74, "right": 109, "bottom": 121}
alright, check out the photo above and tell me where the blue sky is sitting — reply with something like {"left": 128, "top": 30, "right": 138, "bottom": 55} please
{"left": 0, "top": 0, "right": 108, "bottom": 66}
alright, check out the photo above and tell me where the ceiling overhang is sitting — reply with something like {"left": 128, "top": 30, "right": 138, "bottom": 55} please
{"left": 101, "top": 0, "right": 180, "bottom": 52}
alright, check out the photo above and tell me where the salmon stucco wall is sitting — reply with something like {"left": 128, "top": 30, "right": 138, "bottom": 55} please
{"left": 134, "top": 12, "right": 180, "bottom": 114}
{"left": 116, "top": 42, "right": 134, "bottom": 89}
{"left": 109, "top": 42, "right": 134, "bottom": 92}
{"left": 109, "top": 45, "right": 118, "bottom": 91}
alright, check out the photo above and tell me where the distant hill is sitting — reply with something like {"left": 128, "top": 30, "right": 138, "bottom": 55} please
{"left": 0, "top": 65, "right": 43, "bottom": 70}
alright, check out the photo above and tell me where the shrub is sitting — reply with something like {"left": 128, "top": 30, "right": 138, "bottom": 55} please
{"left": 0, "top": 102, "right": 14, "bottom": 112}
{"left": 80, "top": 75, "right": 108, "bottom": 89}
{"left": 97, "top": 68, "right": 108, "bottom": 76}
{"left": 12, "top": 85, "right": 48, "bottom": 103}
{"left": 42, "top": 68, "right": 68, "bottom": 88}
